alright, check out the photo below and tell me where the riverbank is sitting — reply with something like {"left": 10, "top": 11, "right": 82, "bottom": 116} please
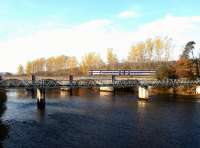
{"left": 0, "top": 89, "right": 8, "bottom": 147}
{"left": 149, "top": 86, "right": 198, "bottom": 96}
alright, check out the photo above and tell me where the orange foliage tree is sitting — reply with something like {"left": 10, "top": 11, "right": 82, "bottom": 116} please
{"left": 175, "top": 59, "right": 194, "bottom": 79}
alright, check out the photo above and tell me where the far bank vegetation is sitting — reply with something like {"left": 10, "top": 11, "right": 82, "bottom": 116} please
{"left": 17, "top": 37, "right": 200, "bottom": 80}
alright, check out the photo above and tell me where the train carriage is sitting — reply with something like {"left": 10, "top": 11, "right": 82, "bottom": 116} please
{"left": 89, "top": 70, "right": 156, "bottom": 76}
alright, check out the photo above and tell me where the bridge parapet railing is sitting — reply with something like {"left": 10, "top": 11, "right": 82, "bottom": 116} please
{"left": 2, "top": 78, "right": 200, "bottom": 89}
{"left": 113, "top": 80, "right": 139, "bottom": 88}
{"left": 0, "top": 79, "right": 33, "bottom": 89}
{"left": 141, "top": 79, "right": 200, "bottom": 88}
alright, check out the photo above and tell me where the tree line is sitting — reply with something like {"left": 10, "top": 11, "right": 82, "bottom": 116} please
{"left": 17, "top": 36, "right": 173, "bottom": 76}
{"left": 18, "top": 55, "right": 78, "bottom": 76}
{"left": 17, "top": 36, "right": 200, "bottom": 79}
{"left": 156, "top": 41, "right": 200, "bottom": 80}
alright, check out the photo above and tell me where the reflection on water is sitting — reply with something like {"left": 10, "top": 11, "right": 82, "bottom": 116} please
{"left": 36, "top": 108, "right": 45, "bottom": 122}
{"left": 0, "top": 90, "right": 8, "bottom": 147}
{"left": 60, "top": 91, "right": 70, "bottom": 98}
{"left": 99, "top": 91, "right": 113, "bottom": 96}
{"left": 137, "top": 99, "right": 148, "bottom": 109}
{"left": 7, "top": 89, "right": 30, "bottom": 99}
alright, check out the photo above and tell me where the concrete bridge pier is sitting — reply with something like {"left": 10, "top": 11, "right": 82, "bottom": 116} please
{"left": 196, "top": 86, "right": 200, "bottom": 94}
{"left": 37, "top": 88, "right": 45, "bottom": 109}
{"left": 99, "top": 75, "right": 115, "bottom": 92}
{"left": 32, "top": 75, "right": 36, "bottom": 87}
{"left": 112, "top": 75, "right": 116, "bottom": 83}
{"left": 69, "top": 75, "right": 73, "bottom": 96}
{"left": 60, "top": 75, "right": 74, "bottom": 95}
{"left": 31, "top": 75, "right": 36, "bottom": 94}
{"left": 138, "top": 86, "right": 149, "bottom": 99}
{"left": 100, "top": 86, "right": 114, "bottom": 92}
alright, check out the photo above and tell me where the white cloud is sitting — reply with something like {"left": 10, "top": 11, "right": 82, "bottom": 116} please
{"left": 118, "top": 10, "right": 139, "bottom": 19}
{"left": 136, "top": 15, "right": 200, "bottom": 42}
{"left": 134, "top": 15, "right": 200, "bottom": 58}
{"left": 0, "top": 19, "right": 133, "bottom": 72}
{"left": 0, "top": 15, "right": 200, "bottom": 72}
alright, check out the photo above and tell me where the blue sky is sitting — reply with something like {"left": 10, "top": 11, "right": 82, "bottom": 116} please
{"left": 0, "top": 0, "right": 200, "bottom": 72}
{"left": 1, "top": 0, "right": 200, "bottom": 38}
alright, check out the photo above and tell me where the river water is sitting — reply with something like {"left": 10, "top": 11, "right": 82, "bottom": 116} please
{"left": 1, "top": 89, "right": 200, "bottom": 148}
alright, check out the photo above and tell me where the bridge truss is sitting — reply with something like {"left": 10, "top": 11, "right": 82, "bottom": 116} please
{"left": 1, "top": 78, "right": 200, "bottom": 89}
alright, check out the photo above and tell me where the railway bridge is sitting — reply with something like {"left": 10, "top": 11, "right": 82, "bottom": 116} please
{"left": 1, "top": 72, "right": 200, "bottom": 109}
{"left": 1, "top": 75, "right": 200, "bottom": 94}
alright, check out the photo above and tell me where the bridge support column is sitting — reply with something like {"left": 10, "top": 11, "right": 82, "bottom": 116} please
{"left": 112, "top": 75, "right": 116, "bottom": 84}
{"left": 30, "top": 75, "right": 36, "bottom": 97}
{"left": 196, "top": 86, "right": 200, "bottom": 94}
{"left": 69, "top": 75, "right": 73, "bottom": 96}
{"left": 32, "top": 74, "right": 36, "bottom": 90}
{"left": 37, "top": 88, "right": 45, "bottom": 109}
{"left": 60, "top": 75, "right": 74, "bottom": 95}
{"left": 138, "top": 86, "right": 149, "bottom": 99}
{"left": 32, "top": 75, "right": 36, "bottom": 87}
{"left": 99, "top": 75, "right": 116, "bottom": 92}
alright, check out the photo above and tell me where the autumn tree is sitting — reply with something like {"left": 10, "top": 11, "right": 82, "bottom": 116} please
{"left": 176, "top": 41, "right": 198, "bottom": 79}
{"left": 180, "top": 41, "right": 199, "bottom": 78}
{"left": 80, "top": 52, "right": 104, "bottom": 75}
{"left": 145, "top": 38, "right": 154, "bottom": 61}
{"left": 163, "top": 37, "right": 172, "bottom": 61}
{"left": 17, "top": 65, "right": 24, "bottom": 75}
{"left": 36, "top": 58, "right": 46, "bottom": 72}
{"left": 128, "top": 37, "right": 172, "bottom": 63}
{"left": 66, "top": 56, "right": 78, "bottom": 70}
{"left": 154, "top": 37, "right": 164, "bottom": 61}
{"left": 23, "top": 55, "right": 78, "bottom": 75}
{"left": 55, "top": 55, "right": 67, "bottom": 71}
{"left": 180, "top": 41, "right": 195, "bottom": 59}
{"left": 128, "top": 42, "right": 146, "bottom": 63}
{"left": 46, "top": 57, "right": 56, "bottom": 72}
{"left": 25, "top": 62, "right": 32, "bottom": 75}
{"left": 156, "top": 64, "right": 176, "bottom": 80}
{"left": 107, "top": 48, "right": 118, "bottom": 69}
{"left": 175, "top": 59, "right": 194, "bottom": 79}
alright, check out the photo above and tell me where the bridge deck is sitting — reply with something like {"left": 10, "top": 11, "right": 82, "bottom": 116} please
{"left": 0, "top": 78, "right": 200, "bottom": 89}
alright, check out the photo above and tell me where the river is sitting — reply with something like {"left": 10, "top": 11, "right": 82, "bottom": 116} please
{"left": 1, "top": 89, "right": 200, "bottom": 148}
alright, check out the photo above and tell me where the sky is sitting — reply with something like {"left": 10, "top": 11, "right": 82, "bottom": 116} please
{"left": 0, "top": 0, "right": 200, "bottom": 72}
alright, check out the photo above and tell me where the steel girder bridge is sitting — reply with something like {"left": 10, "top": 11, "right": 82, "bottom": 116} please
{"left": 0, "top": 78, "right": 200, "bottom": 89}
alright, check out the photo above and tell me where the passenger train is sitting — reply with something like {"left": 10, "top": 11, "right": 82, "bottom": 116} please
{"left": 89, "top": 70, "right": 156, "bottom": 76}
